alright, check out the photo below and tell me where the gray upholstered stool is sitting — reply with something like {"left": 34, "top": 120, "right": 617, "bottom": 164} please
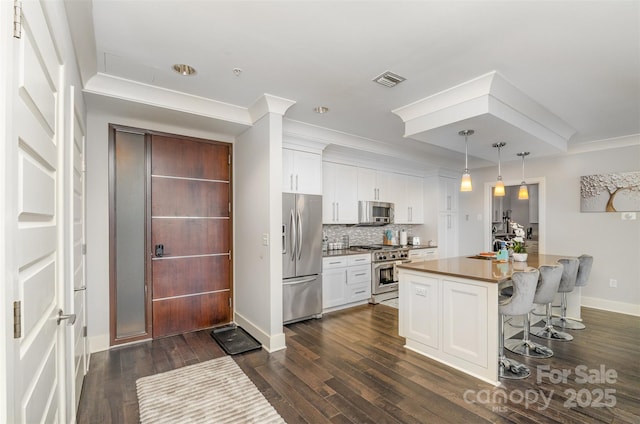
{"left": 505, "top": 264, "right": 562, "bottom": 358}
{"left": 499, "top": 268, "right": 539, "bottom": 379}
{"left": 536, "top": 258, "right": 578, "bottom": 340}
{"left": 530, "top": 263, "right": 573, "bottom": 341}
{"left": 551, "top": 255, "right": 592, "bottom": 330}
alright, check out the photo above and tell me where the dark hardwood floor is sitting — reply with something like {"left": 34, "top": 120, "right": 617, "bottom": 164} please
{"left": 77, "top": 305, "right": 639, "bottom": 423}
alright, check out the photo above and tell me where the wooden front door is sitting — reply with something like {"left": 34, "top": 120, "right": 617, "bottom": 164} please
{"left": 151, "top": 135, "right": 232, "bottom": 338}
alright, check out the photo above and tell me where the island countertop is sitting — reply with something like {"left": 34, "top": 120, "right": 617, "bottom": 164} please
{"left": 397, "top": 254, "right": 571, "bottom": 283}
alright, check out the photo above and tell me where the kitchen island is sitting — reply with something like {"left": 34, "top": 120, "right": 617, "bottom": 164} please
{"left": 397, "top": 254, "right": 580, "bottom": 385}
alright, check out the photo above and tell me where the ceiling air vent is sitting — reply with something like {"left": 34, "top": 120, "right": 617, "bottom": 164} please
{"left": 373, "top": 71, "right": 406, "bottom": 87}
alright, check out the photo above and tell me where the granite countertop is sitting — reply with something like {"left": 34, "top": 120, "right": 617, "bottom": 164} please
{"left": 323, "top": 245, "right": 438, "bottom": 258}
{"left": 323, "top": 249, "right": 366, "bottom": 258}
{"left": 397, "top": 254, "right": 571, "bottom": 283}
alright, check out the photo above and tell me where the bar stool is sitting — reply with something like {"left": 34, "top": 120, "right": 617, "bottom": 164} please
{"left": 530, "top": 263, "right": 574, "bottom": 341}
{"left": 551, "top": 255, "right": 593, "bottom": 330}
{"left": 499, "top": 268, "right": 539, "bottom": 379}
{"left": 505, "top": 264, "right": 562, "bottom": 358}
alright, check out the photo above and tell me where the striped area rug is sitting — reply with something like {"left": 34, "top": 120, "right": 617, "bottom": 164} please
{"left": 136, "top": 356, "right": 285, "bottom": 424}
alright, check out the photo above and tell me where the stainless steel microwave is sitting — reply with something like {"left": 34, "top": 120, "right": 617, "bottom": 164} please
{"left": 358, "top": 201, "right": 394, "bottom": 226}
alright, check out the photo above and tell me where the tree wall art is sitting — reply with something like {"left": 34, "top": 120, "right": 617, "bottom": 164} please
{"left": 580, "top": 171, "right": 640, "bottom": 212}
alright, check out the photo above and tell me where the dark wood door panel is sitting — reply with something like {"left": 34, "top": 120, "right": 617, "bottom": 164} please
{"left": 151, "top": 135, "right": 229, "bottom": 181}
{"left": 152, "top": 292, "right": 230, "bottom": 338}
{"left": 152, "top": 256, "right": 230, "bottom": 298}
{"left": 152, "top": 219, "right": 230, "bottom": 256}
{"left": 152, "top": 178, "right": 229, "bottom": 217}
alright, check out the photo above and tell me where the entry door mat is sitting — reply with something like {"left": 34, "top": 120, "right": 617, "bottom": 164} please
{"left": 211, "top": 325, "right": 262, "bottom": 355}
{"left": 136, "top": 356, "right": 285, "bottom": 424}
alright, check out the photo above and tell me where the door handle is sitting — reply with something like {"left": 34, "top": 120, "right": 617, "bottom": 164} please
{"left": 74, "top": 286, "right": 86, "bottom": 292}
{"left": 155, "top": 244, "right": 164, "bottom": 257}
{"left": 289, "top": 210, "right": 296, "bottom": 261}
{"left": 57, "top": 309, "right": 76, "bottom": 326}
{"left": 296, "top": 210, "right": 303, "bottom": 260}
{"left": 283, "top": 277, "right": 317, "bottom": 286}
{"left": 282, "top": 224, "right": 287, "bottom": 254}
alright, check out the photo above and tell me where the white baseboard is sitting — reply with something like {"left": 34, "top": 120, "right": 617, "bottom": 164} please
{"left": 88, "top": 334, "right": 110, "bottom": 353}
{"left": 581, "top": 296, "right": 640, "bottom": 317}
{"left": 234, "top": 312, "right": 286, "bottom": 353}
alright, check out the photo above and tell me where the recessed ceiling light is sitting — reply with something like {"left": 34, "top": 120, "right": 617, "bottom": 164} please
{"left": 314, "top": 106, "right": 329, "bottom": 114}
{"left": 172, "top": 64, "right": 196, "bottom": 76}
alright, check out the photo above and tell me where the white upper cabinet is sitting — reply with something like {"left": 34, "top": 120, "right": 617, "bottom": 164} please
{"left": 282, "top": 148, "right": 322, "bottom": 194}
{"left": 357, "top": 168, "right": 393, "bottom": 202}
{"left": 406, "top": 175, "right": 424, "bottom": 224}
{"left": 323, "top": 162, "right": 358, "bottom": 224}
{"left": 439, "top": 176, "right": 459, "bottom": 212}
{"left": 357, "top": 168, "right": 424, "bottom": 224}
{"left": 392, "top": 174, "right": 424, "bottom": 224}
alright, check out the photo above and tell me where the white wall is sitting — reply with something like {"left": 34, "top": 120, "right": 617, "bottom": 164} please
{"left": 85, "top": 106, "right": 236, "bottom": 352}
{"left": 458, "top": 143, "right": 640, "bottom": 315}
{"left": 234, "top": 113, "right": 285, "bottom": 351}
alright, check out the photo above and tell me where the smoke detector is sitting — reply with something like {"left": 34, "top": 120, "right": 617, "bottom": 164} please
{"left": 373, "top": 71, "right": 406, "bottom": 87}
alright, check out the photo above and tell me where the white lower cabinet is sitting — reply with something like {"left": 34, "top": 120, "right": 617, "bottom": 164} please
{"left": 399, "top": 269, "right": 499, "bottom": 385}
{"left": 441, "top": 279, "right": 488, "bottom": 367}
{"left": 399, "top": 272, "right": 439, "bottom": 349}
{"left": 322, "top": 254, "right": 371, "bottom": 311}
{"left": 323, "top": 266, "right": 348, "bottom": 309}
{"left": 407, "top": 248, "right": 438, "bottom": 262}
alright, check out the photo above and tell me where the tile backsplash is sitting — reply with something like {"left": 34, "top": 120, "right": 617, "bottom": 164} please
{"left": 323, "top": 224, "right": 420, "bottom": 246}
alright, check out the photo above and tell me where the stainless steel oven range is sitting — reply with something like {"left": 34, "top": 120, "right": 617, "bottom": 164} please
{"left": 352, "top": 245, "right": 410, "bottom": 304}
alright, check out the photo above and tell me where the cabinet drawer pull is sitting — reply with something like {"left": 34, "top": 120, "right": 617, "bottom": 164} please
{"left": 354, "top": 272, "right": 366, "bottom": 277}
{"left": 354, "top": 290, "right": 366, "bottom": 294}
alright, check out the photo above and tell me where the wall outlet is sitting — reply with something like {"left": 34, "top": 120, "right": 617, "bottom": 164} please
{"left": 262, "top": 233, "right": 269, "bottom": 246}
{"left": 622, "top": 212, "right": 636, "bottom": 220}
{"left": 609, "top": 279, "right": 617, "bottom": 288}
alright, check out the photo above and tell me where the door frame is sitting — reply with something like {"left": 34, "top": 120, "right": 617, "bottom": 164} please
{"left": 484, "top": 176, "right": 546, "bottom": 254}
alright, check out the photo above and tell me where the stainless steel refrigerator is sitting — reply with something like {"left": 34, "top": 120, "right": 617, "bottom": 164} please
{"left": 282, "top": 193, "right": 322, "bottom": 324}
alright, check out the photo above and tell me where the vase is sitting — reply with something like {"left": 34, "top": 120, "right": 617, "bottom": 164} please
{"left": 512, "top": 253, "right": 528, "bottom": 262}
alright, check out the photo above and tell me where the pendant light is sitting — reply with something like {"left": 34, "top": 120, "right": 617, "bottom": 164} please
{"left": 517, "top": 152, "right": 530, "bottom": 199}
{"left": 492, "top": 142, "right": 506, "bottom": 197}
{"left": 459, "top": 129, "right": 474, "bottom": 192}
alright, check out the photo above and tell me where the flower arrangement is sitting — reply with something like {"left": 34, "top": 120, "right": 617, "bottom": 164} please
{"left": 509, "top": 222, "right": 526, "bottom": 253}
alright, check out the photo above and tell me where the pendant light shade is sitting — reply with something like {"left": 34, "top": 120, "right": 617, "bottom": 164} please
{"left": 492, "top": 142, "right": 506, "bottom": 197}
{"left": 517, "top": 152, "right": 530, "bottom": 200}
{"left": 495, "top": 178, "right": 505, "bottom": 197}
{"left": 459, "top": 130, "right": 474, "bottom": 192}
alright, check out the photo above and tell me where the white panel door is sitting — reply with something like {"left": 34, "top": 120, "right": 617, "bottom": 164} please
{"left": 2, "top": 1, "right": 72, "bottom": 422}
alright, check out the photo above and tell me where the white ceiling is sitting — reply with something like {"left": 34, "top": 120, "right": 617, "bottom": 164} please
{"left": 66, "top": 0, "right": 640, "bottom": 169}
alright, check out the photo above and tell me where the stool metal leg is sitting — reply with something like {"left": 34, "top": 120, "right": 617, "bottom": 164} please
{"left": 499, "top": 314, "right": 531, "bottom": 379}
{"left": 550, "top": 292, "right": 586, "bottom": 330}
{"left": 531, "top": 302, "right": 573, "bottom": 341}
{"left": 505, "top": 313, "right": 553, "bottom": 358}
